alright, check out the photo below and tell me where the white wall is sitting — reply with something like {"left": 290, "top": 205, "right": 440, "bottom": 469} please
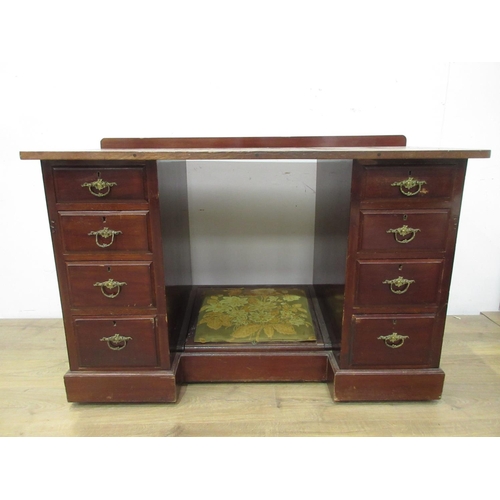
{"left": 1, "top": 1, "right": 499, "bottom": 317}
{"left": 187, "top": 160, "right": 317, "bottom": 285}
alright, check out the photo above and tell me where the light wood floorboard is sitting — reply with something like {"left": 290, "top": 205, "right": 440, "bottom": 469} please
{"left": 1, "top": 315, "right": 499, "bottom": 437}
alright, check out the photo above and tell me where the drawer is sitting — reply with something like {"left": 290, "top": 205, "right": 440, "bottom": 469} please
{"left": 53, "top": 166, "right": 148, "bottom": 203}
{"left": 349, "top": 314, "right": 435, "bottom": 368}
{"left": 358, "top": 210, "right": 450, "bottom": 252}
{"left": 59, "top": 211, "right": 151, "bottom": 254}
{"left": 355, "top": 259, "right": 444, "bottom": 307}
{"left": 74, "top": 317, "right": 159, "bottom": 368}
{"left": 360, "top": 165, "right": 461, "bottom": 203}
{"left": 66, "top": 262, "right": 156, "bottom": 309}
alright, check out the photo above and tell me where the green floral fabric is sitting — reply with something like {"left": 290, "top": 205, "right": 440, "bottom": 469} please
{"left": 194, "top": 288, "right": 316, "bottom": 343}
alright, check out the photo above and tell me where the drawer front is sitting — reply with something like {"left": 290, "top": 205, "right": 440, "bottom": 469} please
{"left": 360, "top": 165, "right": 459, "bottom": 202}
{"left": 53, "top": 167, "right": 147, "bottom": 203}
{"left": 349, "top": 315, "right": 435, "bottom": 367}
{"left": 355, "top": 260, "right": 444, "bottom": 307}
{"left": 67, "top": 262, "right": 155, "bottom": 309}
{"left": 74, "top": 317, "right": 159, "bottom": 368}
{"left": 59, "top": 211, "right": 151, "bottom": 254}
{"left": 358, "top": 210, "right": 450, "bottom": 252}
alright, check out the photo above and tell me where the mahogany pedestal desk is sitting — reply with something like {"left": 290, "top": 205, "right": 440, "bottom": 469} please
{"left": 20, "top": 136, "right": 491, "bottom": 403}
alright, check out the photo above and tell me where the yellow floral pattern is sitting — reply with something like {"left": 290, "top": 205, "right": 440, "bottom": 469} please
{"left": 194, "top": 288, "right": 315, "bottom": 343}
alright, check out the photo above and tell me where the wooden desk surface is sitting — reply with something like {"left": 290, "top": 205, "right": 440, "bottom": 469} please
{"left": 20, "top": 147, "right": 491, "bottom": 161}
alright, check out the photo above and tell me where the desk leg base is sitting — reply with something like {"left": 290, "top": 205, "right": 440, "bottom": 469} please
{"left": 64, "top": 370, "right": 178, "bottom": 403}
{"left": 178, "top": 352, "right": 330, "bottom": 382}
{"left": 62, "top": 356, "right": 445, "bottom": 403}
{"left": 330, "top": 365, "right": 445, "bottom": 402}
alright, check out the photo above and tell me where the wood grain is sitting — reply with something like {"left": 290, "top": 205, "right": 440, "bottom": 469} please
{"left": 20, "top": 147, "right": 491, "bottom": 161}
{"left": 1, "top": 315, "right": 499, "bottom": 436}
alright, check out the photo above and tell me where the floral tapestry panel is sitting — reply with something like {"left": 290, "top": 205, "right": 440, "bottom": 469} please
{"left": 194, "top": 288, "right": 316, "bottom": 343}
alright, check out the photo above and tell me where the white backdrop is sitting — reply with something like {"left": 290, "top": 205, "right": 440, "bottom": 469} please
{"left": 1, "top": 1, "right": 499, "bottom": 318}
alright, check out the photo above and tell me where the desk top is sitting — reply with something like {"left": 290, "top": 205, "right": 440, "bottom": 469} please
{"left": 20, "top": 147, "right": 491, "bottom": 161}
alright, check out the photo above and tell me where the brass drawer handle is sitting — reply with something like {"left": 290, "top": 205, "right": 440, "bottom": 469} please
{"left": 383, "top": 276, "right": 415, "bottom": 294}
{"left": 93, "top": 278, "right": 127, "bottom": 298}
{"left": 81, "top": 177, "right": 117, "bottom": 197}
{"left": 88, "top": 227, "right": 122, "bottom": 248}
{"left": 391, "top": 176, "right": 426, "bottom": 196}
{"left": 100, "top": 333, "right": 132, "bottom": 351}
{"left": 387, "top": 224, "right": 420, "bottom": 243}
{"left": 377, "top": 332, "right": 409, "bottom": 349}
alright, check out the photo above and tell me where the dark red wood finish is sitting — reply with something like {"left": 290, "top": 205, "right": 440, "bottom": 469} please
{"left": 64, "top": 370, "right": 179, "bottom": 403}
{"left": 178, "top": 352, "right": 330, "bottom": 383}
{"left": 53, "top": 166, "right": 149, "bottom": 203}
{"left": 101, "top": 135, "right": 407, "bottom": 150}
{"left": 358, "top": 210, "right": 450, "bottom": 252}
{"left": 27, "top": 137, "right": 486, "bottom": 404}
{"left": 348, "top": 314, "right": 437, "bottom": 368}
{"left": 41, "top": 160, "right": 172, "bottom": 402}
{"left": 358, "top": 163, "right": 464, "bottom": 203}
{"left": 74, "top": 317, "right": 159, "bottom": 369}
{"left": 332, "top": 368, "right": 446, "bottom": 402}
{"left": 354, "top": 259, "right": 445, "bottom": 308}
{"left": 339, "top": 159, "right": 468, "bottom": 392}
{"left": 58, "top": 211, "right": 151, "bottom": 254}
{"left": 66, "top": 262, "right": 156, "bottom": 310}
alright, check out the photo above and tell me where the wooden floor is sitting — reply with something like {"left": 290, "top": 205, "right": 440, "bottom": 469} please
{"left": 1, "top": 313, "right": 499, "bottom": 437}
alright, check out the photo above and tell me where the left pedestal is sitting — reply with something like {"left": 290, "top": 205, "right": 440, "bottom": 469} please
{"left": 41, "top": 160, "right": 176, "bottom": 403}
